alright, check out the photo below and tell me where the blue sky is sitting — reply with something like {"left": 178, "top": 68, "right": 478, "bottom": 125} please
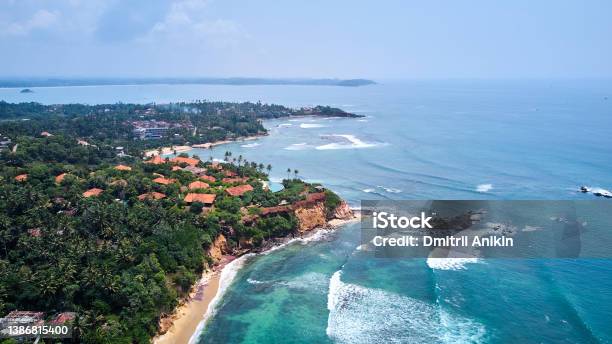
{"left": 1, "top": 0, "right": 611, "bottom": 79}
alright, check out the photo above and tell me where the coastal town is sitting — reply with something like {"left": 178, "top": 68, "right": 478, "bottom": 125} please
{"left": 0, "top": 100, "right": 356, "bottom": 343}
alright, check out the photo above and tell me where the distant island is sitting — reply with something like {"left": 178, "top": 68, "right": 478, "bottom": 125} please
{"left": 19, "top": 88, "right": 34, "bottom": 93}
{"left": 0, "top": 77, "right": 376, "bottom": 88}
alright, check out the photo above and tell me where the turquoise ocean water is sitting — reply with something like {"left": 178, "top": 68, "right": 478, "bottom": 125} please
{"left": 2, "top": 80, "right": 611, "bottom": 343}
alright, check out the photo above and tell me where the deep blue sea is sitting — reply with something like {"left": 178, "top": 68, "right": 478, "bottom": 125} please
{"left": 2, "top": 80, "right": 611, "bottom": 343}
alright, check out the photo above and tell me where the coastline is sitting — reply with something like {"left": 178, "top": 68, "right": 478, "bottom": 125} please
{"left": 144, "top": 135, "right": 265, "bottom": 157}
{"left": 154, "top": 211, "right": 360, "bottom": 344}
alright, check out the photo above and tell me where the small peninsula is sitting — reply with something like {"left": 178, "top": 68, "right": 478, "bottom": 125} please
{"left": 0, "top": 100, "right": 358, "bottom": 343}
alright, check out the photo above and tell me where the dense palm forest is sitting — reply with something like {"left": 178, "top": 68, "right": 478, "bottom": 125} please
{"left": 0, "top": 101, "right": 345, "bottom": 343}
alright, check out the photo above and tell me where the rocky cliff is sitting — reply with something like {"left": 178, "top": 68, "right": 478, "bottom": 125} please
{"left": 208, "top": 233, "right": 228, "bottom": 261}
{"left": 294, "top": 202, "right": 327, "bottom": 233}
{"left": 333, "top": 201, "right": 354, "bottom": 220}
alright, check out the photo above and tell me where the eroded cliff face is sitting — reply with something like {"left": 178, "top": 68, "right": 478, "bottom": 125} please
{"left": 294, "top": 202, "right": 327, "bottom": 233}
{"left": 208, "top": 233, "right": 228, "bottom": 262}
{"left": 333, "top": 201, "right": 354, "bottom": 220}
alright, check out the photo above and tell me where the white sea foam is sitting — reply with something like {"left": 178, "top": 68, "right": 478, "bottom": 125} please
{"left": 316, "top": 134, "right": 380, "bottom": 150}
{"left": 189, "top": 254, "right": 254, "bottom": 344}
{"left": 377, "top": 185, "right": 402, "bottom": 193}
{"left": 326, "top": 271, "right": 486, "bottom": 343}
{"left": 278, "top": 123, "right": 293, "bottom": 127}
{"left": 522, "top": 225, "right": 542, "bottom": 232}
{"left": 284, "top": 142, "right": 311, "bottom": 151}
{"left": 300, "top": 123, "right": 326, "bottom": 128}
{"left": 426, "top": 257, "right": 481, "bottom": 271}
{"left": 476, "top": 184, "right": 493, "bottom": 192}
{"left": 357, "top": 119, "right": 368, "bottom": 122}
{"left": 246, "top": 278, "right": 265, "bottom": 285}
{"left": 362, "top": 188, "right": 375, "bottom": 193}
{"left": 240, "top": 142, "right": 260, "bottom": 148}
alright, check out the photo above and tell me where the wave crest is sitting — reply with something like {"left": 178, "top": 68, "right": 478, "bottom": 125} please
{"left": 327, "top": 271, "right": 486, "bottom": 343}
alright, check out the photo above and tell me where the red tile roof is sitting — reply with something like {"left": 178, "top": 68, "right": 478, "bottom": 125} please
{"left": 55, "top": 173, "right": 67, "bottom": 183}
{"left": 225, "top": 184, "right": 254, "bottom": 197}
{"left": 50, "top": 312, "right": 76, "bottom": 325}
{"left": 145, "top": 156, "right": 165, "bottom": 165}
{"left": 115, "top": 164, "right": 132, "bottom": 171}
{"left": 171, "top": 157, "right": 200, "bottom": 166}
{"left": 189, "top": 181, "right": 210, "bottom": 190}
{"left": 293, "top": 192, "right": 326, "bottom": 207}
{"left": 15, "top": 174, "right": 28, "bottom": 182}
{"left": 137, "top": 192, "right": 166, "bottom": 200}
{"left": 260, "top": 205, "right": 292, "bottom": 216}
{"left": 83, "top": 188, "right": 103, "bottom": 197}
{"left": 200, "top": 175, "right": 216, "bottom": 183}
{"left": 184, "top": 193, "right": 216, "bottom": 204}
{"left": 172, "top": 166, "right": 182, "bottom": 171}
{"left": 223, "top": 170, "right": 238, "bottom": 177}
{"left": 153, "top": 177, "right": 176, "bottom": 185}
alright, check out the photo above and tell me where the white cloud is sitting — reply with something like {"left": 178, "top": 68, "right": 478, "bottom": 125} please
{"left": 1, "top": 9, "right": 60, "bottom": 36}
{"left": 143, "top": 0, "right": 248, "bottom": 49}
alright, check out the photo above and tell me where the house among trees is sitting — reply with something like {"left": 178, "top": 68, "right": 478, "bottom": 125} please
{"left": 200, "top": 175, "right": 216, "bottom": 183}
{"left": 14, "top": 174, "right": 28, "bottom": 182}
{"left": 83, "top": 188, "right": 103, "bottom": 198}
{"left": 225, "top": 184, "right": 254, "bottom": 197}
{"left": 114, "top": 164, "right": 132, "bottom": 171}
{"left": 170, "top": 156, "right": 199, "bottom": 167}
{"left": 137, "top": 192, "right": 166, "bottom": 201}
{"left": 145, "top": 156, "right": 165, "bottom": 165}
{"left": 49, "top": 312, "right": 76, "bottom": 325}
{"left": 188, "top": 181, "right": 210, "bottom": 190}
{"left": 184, "top": 193, "right": 216, "bottom": 205}
{"left": 183, "top": 165, "right": 207, "bottom": 175}
{"left": 153, "top": 177, "right": 176, "bottom": 185}
{"left": 55, "top": 173, "right": 67, "bottom": 183}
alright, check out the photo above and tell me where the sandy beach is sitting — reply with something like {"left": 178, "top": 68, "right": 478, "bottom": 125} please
{"left": 154, "top": 211, "right": 359, "bottom": 344}
{"left": 144, "top": 135, "right": 265, "bottom": 158}
{"left": 145, "top": 145, "right": 192, "bottom": 157}
{"left": 153, "top": 270, "right": 219, "bottom": 344}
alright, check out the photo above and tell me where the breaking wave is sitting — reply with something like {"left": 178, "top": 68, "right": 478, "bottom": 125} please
{"left": 426, "top": 258, "right": 482, "bottom": 271}
{"left": 326, "top": 271, "right": 486, "bottom": 343}
{"left": 284, "top": 142, "right": 311, "bottom": 151}
{"left": 476, "top": 184, "right": 493, "bottom": 192}
{"left": 300, "top": 123, "right": 327, "bottom": 128}
{"left": 240, "top": 142, "right": 260, "bottom": 148}
{"left": 377, "top": 185, "right": 402, "bottom": 193}
{"left": 315, "top": 134, "right": 383, "bottom": 150}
